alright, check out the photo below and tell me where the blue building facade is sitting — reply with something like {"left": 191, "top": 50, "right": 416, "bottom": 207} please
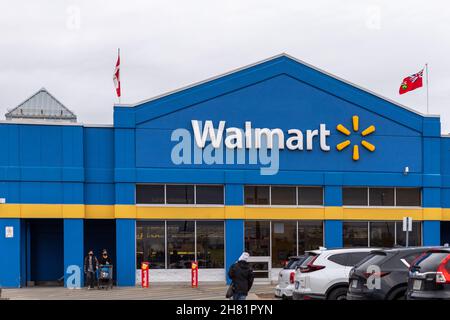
{"left": 0, "top": 54, "right": 449, "bottom": 288}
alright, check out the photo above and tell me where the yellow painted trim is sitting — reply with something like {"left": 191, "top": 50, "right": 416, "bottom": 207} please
{"left": 245, "top": 207, "right": 325, "bottom": 220}
{"left": 85, "top": 205, "right": 115, "bottom": 219}
{"left": 423, "top": 208, "right": 442, "bottom": 221}
{"left": 442, "top": 209, "right": 450, "bottom": 221}
{"left": 136, "top": 206, "right": 225, "bottom": 219}
{"left": 115, "top": 205, "right": 136, "bottom": 219}
{"left": 62, "top": 205, "right": 85, "bottom": 218}
{"left": 225, "top": 206, "right": 245, "bottom": 219}
{"left": 0, "top": 204, "right": 449, "bottom": 221}
{"left": 0, "top": 204, "right": 21, "bottom": 218}
{"left": 324, "top": 207, "right": 343, "bottom": 219}
{"left": 343, "top": 207, "right": 426, "bottom": 221}
{"left": 21, "top": 204, "right": 63, "bottom": 218}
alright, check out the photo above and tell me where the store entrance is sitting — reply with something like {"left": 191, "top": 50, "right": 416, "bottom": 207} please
{"left": 244, "top": 221, "right": 271, "bottom": 283}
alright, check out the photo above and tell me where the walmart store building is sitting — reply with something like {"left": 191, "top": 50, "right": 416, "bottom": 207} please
{"left": 1, "top": 54, "right": 450, "bottom": 288}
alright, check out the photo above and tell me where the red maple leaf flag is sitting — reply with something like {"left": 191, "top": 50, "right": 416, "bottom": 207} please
{"left": 113, "top": 50, "right": 121, "bottom": 98}
{"left": 399, "top": 69, "right": 423, "bottom": 95}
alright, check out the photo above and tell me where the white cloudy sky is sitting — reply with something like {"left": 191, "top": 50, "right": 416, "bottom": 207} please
{"left": 1, "top": 1, "right": 449, "bottom": 131}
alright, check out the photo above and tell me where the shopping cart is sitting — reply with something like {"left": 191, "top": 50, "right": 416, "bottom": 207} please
{"left": 97, "top": 265, "right": 113, "bottom": 290}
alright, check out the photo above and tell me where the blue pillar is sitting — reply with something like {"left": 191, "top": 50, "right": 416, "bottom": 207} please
{"left": 423, "top": 220, "right": 440, "bottom": 246}
{"left": 324, "top": 220, "right": 343, "bottom": 248}
{"left": 0, "top": 218, "right": 22, "bottom": 288}
{"left": 225, "top": 219, "right": 244, "bottom": 284}
{"left": 64, "top": 219, "right": 84, "bottom": 288}
{"left": 116, "top": 219, "right": 136, "bottom": 286}
{"left": 324, "top": 185, "right": 343, "bottom": 248}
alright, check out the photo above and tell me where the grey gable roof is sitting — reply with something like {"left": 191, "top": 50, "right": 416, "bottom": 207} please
{"left": 5, "top": 87, "right": 77, "bottom": 122}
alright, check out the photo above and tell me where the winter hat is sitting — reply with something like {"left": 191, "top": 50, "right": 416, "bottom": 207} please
{"left": 238, "top": 252, "right": 250, "bottom": 262}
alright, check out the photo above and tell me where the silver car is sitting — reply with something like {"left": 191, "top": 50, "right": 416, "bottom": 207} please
{"left": 275, "top": 255, "right": 308, "bottom": 299}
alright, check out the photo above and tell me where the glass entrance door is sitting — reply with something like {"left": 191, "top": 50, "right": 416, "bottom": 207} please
{"left": 244, "top": 221, "right": 271, "bottom": 282}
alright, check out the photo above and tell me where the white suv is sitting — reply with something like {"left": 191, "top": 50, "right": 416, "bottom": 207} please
{"left": 292, "top": 248, "right": 376, "bottom": 300}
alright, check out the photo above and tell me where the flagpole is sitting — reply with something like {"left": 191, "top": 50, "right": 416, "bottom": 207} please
{"left": 118, "top": 48, "right": 121, "bottom": 105}
{"left": 425, "top": 63, "right": 429, "bottom": 114}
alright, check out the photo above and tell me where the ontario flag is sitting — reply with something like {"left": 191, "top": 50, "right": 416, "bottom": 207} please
{"left": 113, "top": 49, "right": 121, "bottom": 98}
{"left": 399, "top": 69, "right": 423, "bottom": 95}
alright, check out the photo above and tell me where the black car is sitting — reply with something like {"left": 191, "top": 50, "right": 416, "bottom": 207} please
{"left": 407, "top": 248, "right": 450, "bottom": 300}
{"left": 347, "top": 247, "right": 438, "bottom": 300}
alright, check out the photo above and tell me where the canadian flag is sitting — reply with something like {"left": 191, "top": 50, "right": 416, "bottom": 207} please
{"left": 113, "top": 50, "right": 121, "bottom": 98}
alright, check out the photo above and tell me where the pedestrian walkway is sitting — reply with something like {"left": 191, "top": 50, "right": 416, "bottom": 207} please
{"left": 2, "top": 284, "right": 277, "bottom": 300}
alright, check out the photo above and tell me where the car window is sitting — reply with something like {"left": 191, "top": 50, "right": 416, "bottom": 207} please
{"left": 412, "top": 252, "right": 449, "bottom": 272}
{"left": 284, "top": 259, "right": 301, "bottom": 269}
{"left": 300, "top": 254, "right": 318, "bottom": 267}
{"left": 328, "top": 253, "right": 348, "bottom": 266}
{"left": 404, "top": 252, "right": 422, "bottom": 265}
{"left": 355, "top": 252, "right": 388, "bottom": 271}
{"left": 347, "top": 252, "right": 371, "bottom": 266}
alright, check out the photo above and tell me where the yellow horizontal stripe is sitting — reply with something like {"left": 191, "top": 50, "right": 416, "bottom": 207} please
{"left": 85, "top": 205, "right": 115, "bottom": 219}
{"left": 0, "top": 204, "right": 448, "bottom": 221}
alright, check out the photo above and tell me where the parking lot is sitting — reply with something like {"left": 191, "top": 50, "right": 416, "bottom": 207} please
{"left": 1, "top": 284, "right": 277, "bottom": 300}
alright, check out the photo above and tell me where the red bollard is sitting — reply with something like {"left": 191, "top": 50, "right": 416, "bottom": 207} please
{"left": 191, "top": 261, "right": 198, "bottom": 288}
{"left": 141, "top": 262, "right": 149, "bottom": 288}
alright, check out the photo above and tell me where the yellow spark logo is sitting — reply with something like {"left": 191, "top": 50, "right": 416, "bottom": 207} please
{"left": 336, "top": 115, "right": 376, "bottom": 161}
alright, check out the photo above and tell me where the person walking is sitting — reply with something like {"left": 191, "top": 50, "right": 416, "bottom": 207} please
{"left": 84, "top": 249, "right": 98, "bottom": 289}
{"left": 227, "top": 252, "right": 254, "bottom": 300}
{"left": 99, "top": 249, "right": 112, "bottom": 265}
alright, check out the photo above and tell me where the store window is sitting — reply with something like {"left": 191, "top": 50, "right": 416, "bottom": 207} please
{"left": 396, "top": 188, "right": 421, "bottom": 206}
{"left": 195, "top": 185, "right": 224, "bottom": 205}
{"left": 271, "top": 221, "right": 297, "bottom": 267}
{"left": 396, "top": 221, "right": 422, "bottom": 246}
{"left": 166, "top": 185, "right": 195, "bottom": 204}
{"left": 244, "top": 186, "right": 270, "bottom": 205}
{"left": 343, "top": 188, "right": 368, "bottom": 206}
{"left": 136, "top": 185, "right": 165, "bottom": 204}
{"left": 370, "top": 222, "right": 395, "bottom": 247}
{"left": 245, "top": 221, "right": 270, "bottom": 256}
{"left": 369, "top": 188, "right": 394, "bottom": 206}
{"left": 343, "top": 222, "right": 369, "bottom": 247}
{"left": 167, "top": 221, "right": 195, "bottom": 268}
{"left": 271, "top": 186, "right": 296, "bottom": 205}
{"left": 196, "top": 221, "right": 224, "bottom": 268}
{"left": 298, "top": 187, "right": 323, "bottom": 206}
{"left": 136, "top": 221, "right": 165, "bottom": 269}
{"left": 298, "top": 221, "right": 323, "bottom": 254}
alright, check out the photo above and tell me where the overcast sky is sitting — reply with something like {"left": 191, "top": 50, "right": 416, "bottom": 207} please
{"left": 1, "top": 1, "right": 449, "bottom": 132}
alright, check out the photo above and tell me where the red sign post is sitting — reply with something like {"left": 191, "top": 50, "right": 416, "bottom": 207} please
{"left": 141, "top": 262, "right": 149, "bottom": 288}
{"left": 191, "top": 261, "right": 198, "bottom": 288}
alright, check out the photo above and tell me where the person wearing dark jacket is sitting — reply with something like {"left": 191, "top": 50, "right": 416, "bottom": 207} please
{"left": 99, "top": 249, "right": 112, "bottom": 265}
{"left": 228, "top": 252, "right": 254, "bottom": 300}
{"left": 84, "top": 249, "right": 99, "bottom": 289}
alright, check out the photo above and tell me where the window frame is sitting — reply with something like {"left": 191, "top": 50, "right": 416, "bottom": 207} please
{"left": 135, "top": 184, "right": 225, "bottom": 207}
{"left": 343, "top": 187, "right": 422, "bottom": 208}
{"left": 244, "top": 185, "right": 324, "bottom": 207}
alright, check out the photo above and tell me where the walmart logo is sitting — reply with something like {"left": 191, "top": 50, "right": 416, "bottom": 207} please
{"left": 336, "top": 116, "right": 376, "bottom": 161}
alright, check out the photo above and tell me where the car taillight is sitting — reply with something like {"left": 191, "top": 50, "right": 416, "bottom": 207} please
{"left": 436, "top": 254, "right": 450, "bottom": 284}
{"left": 301, "top": 255, "right": 325, "bottom": 273}
{"left": 362, "top": 271, "right": 390, "bottom": 279}
{"left": 289, "top": 271, "right": 295, "bottom": 284}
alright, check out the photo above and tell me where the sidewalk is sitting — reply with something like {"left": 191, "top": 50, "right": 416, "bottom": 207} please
{"left": 1, "top": 284, "right": 278, "bottom": 300}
